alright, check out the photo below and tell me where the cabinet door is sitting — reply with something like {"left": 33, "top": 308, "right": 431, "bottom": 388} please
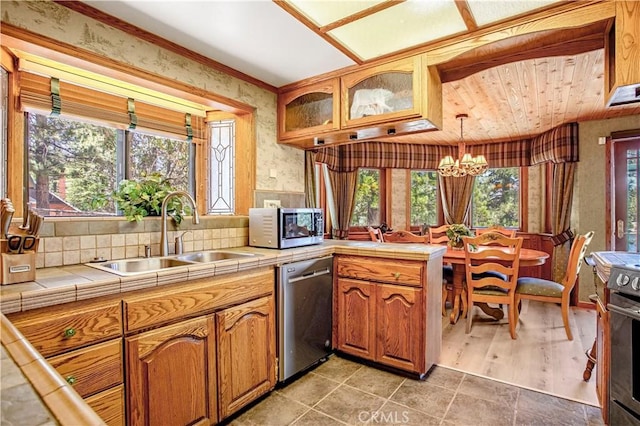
{"left": 126, "top": 316, "right": 217, "bottom": 426}
{"left": 341, "top": 56, "right": 421, "bottom": 128}
{"left": 278, "top": 79, "right": 340, "bottom": 141}
{"left": 336, "top": 278, "right": 376, "bottom": 360}
{"left": 376, "top": 284, "right": 424, "bottom": 373}
{"left": 216, "top": 296, "right": 276, "bottom": 420}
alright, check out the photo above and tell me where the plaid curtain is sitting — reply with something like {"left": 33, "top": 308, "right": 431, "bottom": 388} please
{"left": 439, "top": 175, "right": 475, "bottom": 224}
{"left": 531, "top": 122, "right": 579, "bottom": 164}
{"left": 304, "top": 151, "right": 317, "bottom": 208}
{"left": 327, "top": 168, "right": 358, "bottom": 239}
{"left": 551, "top": 162, "right": 576, "bottom": 282}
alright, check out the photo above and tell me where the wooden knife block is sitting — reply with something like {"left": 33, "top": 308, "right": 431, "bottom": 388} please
{"left": 1, "top": 237, "right": 38, "bottom": 284}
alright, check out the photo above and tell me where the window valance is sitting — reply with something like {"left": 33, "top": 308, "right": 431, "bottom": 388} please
{"left": 18, "top": 71, "right": 206, "bottom": 143}
{"left": 315, "top": 122, "right": 578, "bottom": 171}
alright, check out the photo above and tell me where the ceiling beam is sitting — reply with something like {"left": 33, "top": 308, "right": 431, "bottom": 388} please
{"left": 454, "top": 0, "right": 478, "bottom": 31}
{"left": 438, "top": 21, "right": 608, "bottom": 83}
{"left": 319, "top": 0, "right": 407, "bottom": 33}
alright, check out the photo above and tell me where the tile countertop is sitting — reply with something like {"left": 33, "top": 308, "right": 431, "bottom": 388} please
{"left": 0, "top": 240, "right": 446, "bottom": 314}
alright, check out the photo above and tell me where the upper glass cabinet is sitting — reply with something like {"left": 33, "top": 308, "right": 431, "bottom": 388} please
{"left": 341, "top": 57, "right": 422, "bottom": 128}
{"left": 278, "top": 79, "right": 340, "bottom": 141}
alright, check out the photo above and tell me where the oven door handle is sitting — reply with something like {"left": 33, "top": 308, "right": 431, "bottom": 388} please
{"left": 608, "top": 303, "right": 640, "bottom": 321}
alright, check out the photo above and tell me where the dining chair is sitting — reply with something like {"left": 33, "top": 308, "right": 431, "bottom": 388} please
{"left": 428, "top": 224, "right": 454, "bottom": 316}
{"left": 476, "top": 226, "right": 516, "bottom": 238}
{"left": 383, "top": 230, "right": 428, "bottom": 243}
{"left": 472, "top": 228, "right": 516, "bottom": 281}
{"left": 463, "top": 234, "right": 523, "bottom": 339}
{"left": 515, "top": 231, "right": 594, "bottom": 341}
{"left": 367, "top": 226, "right": 384, "bottom": 242}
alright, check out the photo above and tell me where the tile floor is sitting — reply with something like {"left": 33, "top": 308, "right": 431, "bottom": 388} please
{"left": 228, "top": 356, "right": 604, "bottom": 426}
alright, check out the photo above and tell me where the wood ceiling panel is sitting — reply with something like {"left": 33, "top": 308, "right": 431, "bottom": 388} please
{"left": 378, "top": 49, "right": 639, "bottom": 147}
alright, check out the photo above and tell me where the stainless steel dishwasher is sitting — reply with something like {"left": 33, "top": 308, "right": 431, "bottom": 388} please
{"left": 277, "top": 256, "right": 333, "bottom": 382}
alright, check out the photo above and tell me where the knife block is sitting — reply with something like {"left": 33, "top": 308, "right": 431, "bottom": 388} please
{"left": 1, "top": 236, "right": 38, "bottom": 284}
{"left": 1, "top": 252, "right": 36, "bottom": 284}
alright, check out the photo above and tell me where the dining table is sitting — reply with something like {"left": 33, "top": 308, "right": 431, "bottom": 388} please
{"left": 441, "top": 245, "right": 550, "bottom": 324}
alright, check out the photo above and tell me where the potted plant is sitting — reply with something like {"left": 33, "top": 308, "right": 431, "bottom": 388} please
{"left": 112, "top": 172, "right": 189, "bottom": 224}
{"left": 446, "top": 223, "right": 474, "bottom": 249}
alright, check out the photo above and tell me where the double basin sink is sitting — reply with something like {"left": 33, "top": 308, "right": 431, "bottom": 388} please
{"left": 86, "top": 250, "right": 259, "bottom": 276}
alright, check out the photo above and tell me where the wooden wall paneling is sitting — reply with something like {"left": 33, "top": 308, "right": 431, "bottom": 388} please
{"left": 3, "top": 49, "right": 24, "bottom": 216}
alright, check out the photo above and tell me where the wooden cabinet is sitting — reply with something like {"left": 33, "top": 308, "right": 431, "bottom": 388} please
{"left": 122, "top": 267, "right": 276, "bottom": 424}
{"left": 8, "top": 299, "right": 125, "bottom": 425}
{"left": 126, "top": 316, "right": 218, "bottom": 426}
{"left": 278, "top": 79, "right": 340, "bottom": 142}
{"left": 277, "top": 55, "right": 442, "bottom": 149}
{"left": 216, "top": 296, "right": 276, "bottom": 419}
{"left": 336, "top": 278, "right": 376, "bottom": 360}
{"left": 605, "top": 1, "right": 640, "bottom": 106}
{"left": 341, "top": 57, "right": 422, "bottom": 128}
{"left": 334, "top": 255, "right": 441, "bottom": 376}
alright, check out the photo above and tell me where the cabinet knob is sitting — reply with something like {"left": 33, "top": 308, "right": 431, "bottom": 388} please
{"left": 65, "top": 375, "right": 77, "bottom": 385}
{"left": 63, "top": 328, "right": 76, "bottom": 338}
{"left": 394, "top": 272, "right": 401, "bottom": 279}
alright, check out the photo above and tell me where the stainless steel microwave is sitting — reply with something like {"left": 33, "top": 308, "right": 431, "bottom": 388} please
{"left": 249, "top": 208, "right": 324, "bottom": 249}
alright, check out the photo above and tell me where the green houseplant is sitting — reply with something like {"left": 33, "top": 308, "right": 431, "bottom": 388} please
{"left": 112, "top": 172, "right": 189, "bottom": 224}
{"left": 446, "top": 223, "right": 474, "bottom": 249}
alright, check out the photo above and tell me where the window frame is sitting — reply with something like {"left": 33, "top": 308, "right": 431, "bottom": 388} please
{"left": 349, "top": 167, "right": 387, "bottom": 230}
{"left": 469, "top": 166, "right": 528, "bottom": 232}
{"left": 2, "top": 35, "right": 256, "bottom": 218}
{"left": 407, "top": 169, "right": 442, "bottom": 232}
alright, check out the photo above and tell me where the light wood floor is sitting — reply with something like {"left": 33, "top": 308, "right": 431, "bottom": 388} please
{"left": 439, "top": 299, "right": 598, "bottom": 406}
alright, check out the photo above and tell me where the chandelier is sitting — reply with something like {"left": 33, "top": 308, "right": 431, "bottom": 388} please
{"left": 437, "top": 114, "right": 488, "bottom": 177}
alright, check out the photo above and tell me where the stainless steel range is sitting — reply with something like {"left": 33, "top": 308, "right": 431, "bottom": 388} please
{"left": 607, "top": 264, "right": 640, "bottom": 425}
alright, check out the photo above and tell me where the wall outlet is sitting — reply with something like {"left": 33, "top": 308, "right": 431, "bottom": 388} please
{"left": 264, "top": 199, "right": 281, "bottom": 208}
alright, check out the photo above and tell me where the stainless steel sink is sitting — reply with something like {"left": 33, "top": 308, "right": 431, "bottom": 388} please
{"left": 176, "top": 251, "right": 258, "bottom": 263}
{"left": 87, "top": 257, "right": 194, "bottom": 276}
{"left": 86, "top": 250, "right": 261, "bottom": 276}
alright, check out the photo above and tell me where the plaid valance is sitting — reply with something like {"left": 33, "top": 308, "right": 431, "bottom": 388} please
{"left": 530, "top": 122, "right": 579, "bottom": 164}
{"left": 314, "top": 122, "right": 578, "bottom": 171}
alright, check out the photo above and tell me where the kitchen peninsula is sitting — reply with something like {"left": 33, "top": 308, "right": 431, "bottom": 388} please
{"left": 1, "top": 240, "right": 445, "bottom": 425}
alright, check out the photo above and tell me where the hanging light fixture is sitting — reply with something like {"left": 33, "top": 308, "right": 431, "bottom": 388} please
{"left": 437, "top": 114, "right": 488, "bottom": 177}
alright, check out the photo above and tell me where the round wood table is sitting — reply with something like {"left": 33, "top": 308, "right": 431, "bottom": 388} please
{"left": 442, "top": 246, "right": 550, "bottom": 324}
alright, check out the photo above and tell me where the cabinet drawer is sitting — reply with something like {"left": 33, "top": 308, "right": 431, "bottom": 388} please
{"left": 9, "top": 300, "right": 123, "bottom": 357}
{"left": 336, "top": 256, "right": 424, "bottom": 286}
{"left": 86, "top": 384, "right": 125, "bottom": 426}
{"left": 48, "top": 338, "right": 123, "bottom": 398}
{"left": 124, "top": 268, "right": 274, "bottom": 332}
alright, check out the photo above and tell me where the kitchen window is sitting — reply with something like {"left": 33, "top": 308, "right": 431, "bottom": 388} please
{"left": 410, "top": 170, "right": 439, "bottom": 228}
{"left": 471, "top": 167, "right": 520, "bottom": 229}
{"left": 26, "top": 112, "right": 194, "bottom": 217}
{"left": 350, "top": 168, "right": 385, "bottom": 227}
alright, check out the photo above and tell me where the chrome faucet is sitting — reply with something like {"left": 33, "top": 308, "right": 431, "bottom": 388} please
{"left": 160, "top": 191, "right": 200, "bottom": 257}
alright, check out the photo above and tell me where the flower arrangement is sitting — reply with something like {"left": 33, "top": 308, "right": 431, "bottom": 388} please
{"left": 446, "top": 223, "right": 474, "bottom": 249}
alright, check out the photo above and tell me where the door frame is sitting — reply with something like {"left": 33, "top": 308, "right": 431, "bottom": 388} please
{"left": 606, "top": 129, "right": 640, "bottom": 250}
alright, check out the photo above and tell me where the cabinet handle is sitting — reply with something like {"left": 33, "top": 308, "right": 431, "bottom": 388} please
{"left": 63, "top": 328, "right": 76, "bottom": 338}
{"left": 65, "top": 375, "right": 77, "bottom": 385}
{"left": 394, "top": 272, "right": 401, "bottom": 279}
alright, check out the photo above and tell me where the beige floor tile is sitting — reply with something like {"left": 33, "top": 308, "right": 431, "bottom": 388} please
{"left": 344, "top": 366, "right": 405, "bottom": 399}
{"left": 278, "top": 373, "right": 340, "bottom": 407}
{"left": 314, "top": 385, "right": 385, "bottom": 425}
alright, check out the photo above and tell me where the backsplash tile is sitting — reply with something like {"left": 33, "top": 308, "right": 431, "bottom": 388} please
{"left": 23, "top": 216, "right": 249, "bottom": 268}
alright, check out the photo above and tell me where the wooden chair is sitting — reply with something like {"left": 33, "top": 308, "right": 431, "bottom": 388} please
{"left": 367, "top": 226, "right": 384, "bottom": 242}
{"left": 475, "top": 226, "right": 516, "bottom": 238}
{"left": 463, "top": 234, "right": 523, "bottom": 339}
{"left": 515, "top": 231, "right": 594, "bottom": 340}
{"left": 428, "top": 224, "right": 454, "bottom": 316}
{"left": 473, "top": 227, "right": 516, "bottom": 281}
{"left": 428, "top": 224, "right": 450, "bottom": 244}
{"left": 383, "top": 229, "right": 428, "bottom": 243}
